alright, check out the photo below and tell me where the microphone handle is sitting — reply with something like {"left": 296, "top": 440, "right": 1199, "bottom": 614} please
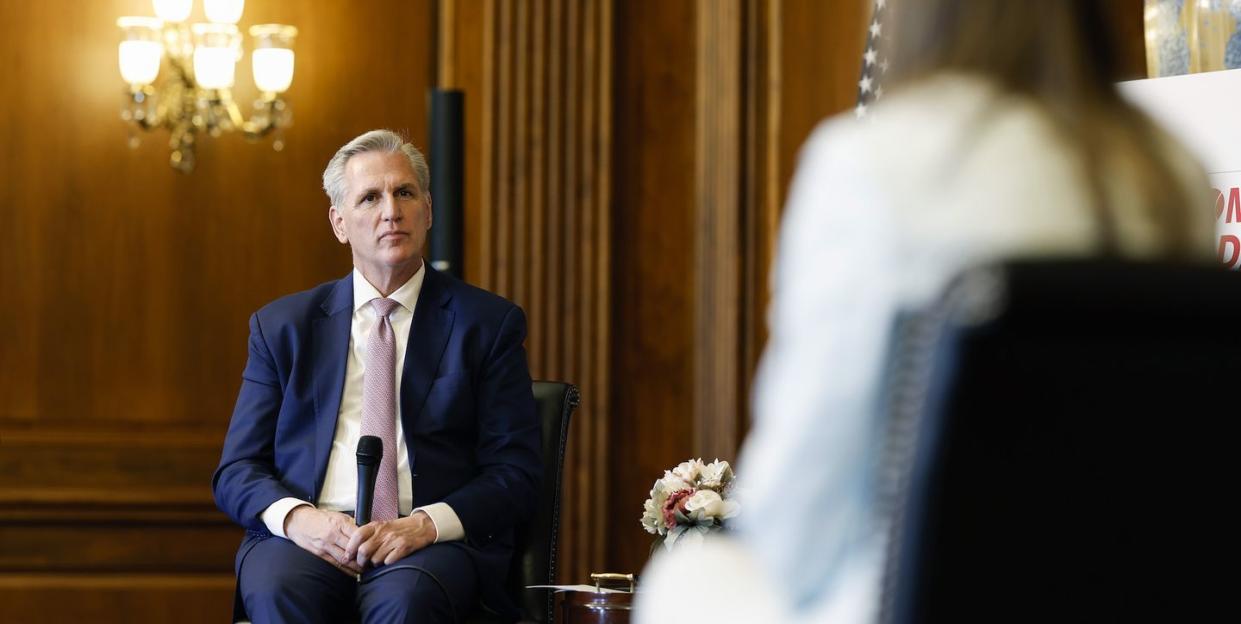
{"left": 356, "top": 463, "right": 378, "bottom": 526}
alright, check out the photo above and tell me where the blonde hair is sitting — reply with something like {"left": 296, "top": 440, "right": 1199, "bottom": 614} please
{"left": 889, "top": 0, "right": 1198, "bottom": 256}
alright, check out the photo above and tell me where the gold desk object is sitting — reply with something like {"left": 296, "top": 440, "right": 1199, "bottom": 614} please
{"left": 561, "top": 572, "right": 635, "bottom": 624}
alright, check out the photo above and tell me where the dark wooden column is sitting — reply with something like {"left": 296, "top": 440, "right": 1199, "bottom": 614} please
{"left": 606, "top": 0, "right": 873, "bottom": 573}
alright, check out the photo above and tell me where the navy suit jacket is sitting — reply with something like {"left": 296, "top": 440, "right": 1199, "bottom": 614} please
{"left": 212, "top": 266, "right": 541, "bottom": 617}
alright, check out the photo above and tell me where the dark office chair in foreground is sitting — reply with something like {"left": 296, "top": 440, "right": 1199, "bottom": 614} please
{"left": 880, "top": 260, "right": 1241, "bottom": 623}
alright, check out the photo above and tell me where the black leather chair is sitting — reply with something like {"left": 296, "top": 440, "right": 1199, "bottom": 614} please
{"left": 879, "top": 261, "right": 1241, "bottom": 623}
{"left": 470, "top": 380, "right": 579, "bottom": 624}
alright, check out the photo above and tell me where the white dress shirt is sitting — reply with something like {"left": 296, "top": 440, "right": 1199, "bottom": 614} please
{"left": 260, "top": 265, "right": 465, "bottom": 541}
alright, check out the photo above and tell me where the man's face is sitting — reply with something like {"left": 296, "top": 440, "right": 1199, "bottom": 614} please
{"left": 329, "top": 151, "right": 432, "bottom": 279}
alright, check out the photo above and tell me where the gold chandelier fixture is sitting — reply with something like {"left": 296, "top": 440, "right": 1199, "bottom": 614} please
{"left": 116, "top": 0, "right": 297, "bottom": 172}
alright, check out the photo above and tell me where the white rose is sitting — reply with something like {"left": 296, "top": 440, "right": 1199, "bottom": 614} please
{"left": 641, "top": 497, "right": 664, "bottom": 535}
{"left": 643, "top": 478, "right": 673, "bottom": 535}
{"left": 699, "top": 459, "right": 734, "bottom": 490}
{"left": 652, "top": 478, "right": 677, "bottom": 506}
{"left": 683, "top": 489, "right": 725, "bottom": 521}
{"left": 659, "top": 471, "right": 693, "bottom": 495}
{"left": 671, "top": 459, "right": 704, "bottom": 483}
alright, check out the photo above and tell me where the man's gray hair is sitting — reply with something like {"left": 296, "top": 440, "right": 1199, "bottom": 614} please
{"left": 322, "top": 129, "right": 430, "bottom": 208}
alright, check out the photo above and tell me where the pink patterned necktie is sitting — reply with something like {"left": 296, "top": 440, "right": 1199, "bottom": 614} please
{"left": 360, "top": 297, "right": 401, "bottom": 522}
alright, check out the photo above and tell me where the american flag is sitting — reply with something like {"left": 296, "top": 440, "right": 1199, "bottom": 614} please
{"left": 856, "top": 0, "right": 889, "bottom": 119}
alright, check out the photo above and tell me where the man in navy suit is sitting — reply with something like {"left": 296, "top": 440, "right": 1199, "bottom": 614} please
{"left": 212, "top": 129, "right": 541, "bottom": 623}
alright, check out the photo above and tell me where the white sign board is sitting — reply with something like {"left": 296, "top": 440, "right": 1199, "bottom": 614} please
{"left": 1121, "top": 69, "right": 1241, "bottom": 268}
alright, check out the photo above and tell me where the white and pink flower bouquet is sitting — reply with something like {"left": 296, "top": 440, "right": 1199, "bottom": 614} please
{"left": 641, "top": 458, "right": 740, "bottom": 550}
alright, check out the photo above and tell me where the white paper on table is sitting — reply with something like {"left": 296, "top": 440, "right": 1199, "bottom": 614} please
{"left": 1121, "top": 69, "right": 1241, "bottom": 268}
{"left": 525, "top": 584, "right": 631, "bottom": 594}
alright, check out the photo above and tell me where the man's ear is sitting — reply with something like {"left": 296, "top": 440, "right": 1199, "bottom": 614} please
{"left": 328, "top": 205, "right": 349, "bottom": 243}
{"left": 425, "top": 193, "right": 433, "bottom": 230}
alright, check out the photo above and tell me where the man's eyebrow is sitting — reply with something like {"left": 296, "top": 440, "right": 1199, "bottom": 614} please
{"left": 354, "top": 186, "right": 381, "bottom": 205}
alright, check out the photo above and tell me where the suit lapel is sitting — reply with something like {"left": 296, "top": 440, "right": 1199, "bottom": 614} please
{"left": 310, "top": 275, "right": 354, "bottom": 499}
{"left": 400, "top": 266, "right": 456, "bottom": 460}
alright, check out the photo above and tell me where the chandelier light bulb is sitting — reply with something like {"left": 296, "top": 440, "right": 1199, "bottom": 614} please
{"left": 117, "top": 17, "right": 164, "bottom": 86}
{"left": 194, "top": 46, "right": 237, "bottom": 89}
{"left": 119, "top": 41, "right": 164, "bottom": 86}
{"left": 253, "top": 49, "right": 294, "bottom": 93}
{"left": 249, "top": 24, "right": 298, "bottom": 94}
{"left": 204, "top": 0, "right": 245, "bottom": 25}
{"left": 151, "top": 0, "right": 193, "bottom": 23}
{"left": 191, "top": 23, "right": 240, "bottom": 89}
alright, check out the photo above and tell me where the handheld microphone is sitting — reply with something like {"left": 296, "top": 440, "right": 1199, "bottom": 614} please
{"left": 355, "top": 435, "right": 383, "bottom": 526}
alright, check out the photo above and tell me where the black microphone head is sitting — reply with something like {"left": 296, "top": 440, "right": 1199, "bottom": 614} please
{"left": 356, "top": 435, "right": 383, "bottom": 466}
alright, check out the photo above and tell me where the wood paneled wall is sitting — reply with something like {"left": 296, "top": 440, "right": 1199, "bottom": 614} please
{"left": 439, "top": 0, "right": 614, "bottom": 585}
{"left": 0, "top": 1, "right": 434, "bottom": 622}
{"left": 607, "top": 0, "right": 874, "bottom": 574}
{"left": 609, "top": 0, "right": 704, "bottom": 575}
{"left": 1106, "top": 0, "right": 1151, "bottom": 79}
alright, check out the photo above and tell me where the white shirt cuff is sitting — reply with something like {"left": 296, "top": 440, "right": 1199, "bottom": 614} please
{"left": 261, "top": 497, "right": 313, "bottom": 538}
{"left": 414, "top": 502, "right": 465, "bottom": 542}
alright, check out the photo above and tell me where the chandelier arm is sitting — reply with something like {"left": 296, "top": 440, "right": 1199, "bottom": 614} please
{"left": 145, "top": 56, "right": 197, "bottom": 133}
{"left": 127, "top": 101, "right": 164, "bottom": 131}
{"left": 220, "top": 91, "right": 248, "bottom": 129}
{"left": 217, "top": 92, "right": 282, "bottom": 139}
{"left": 243, "top": 99, "right": 283, "bottom": 139}
{"left": 168, "top": 121, "right": 198, "bottom": 172}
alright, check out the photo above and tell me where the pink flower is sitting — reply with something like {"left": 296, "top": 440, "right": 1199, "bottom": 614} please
{"left": 662, "top": 488, "right": 694, "bottom": 530}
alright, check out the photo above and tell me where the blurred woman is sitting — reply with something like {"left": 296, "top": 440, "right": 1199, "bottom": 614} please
{"left": 638, "top": 1, "right": 1214, "bottom": 621}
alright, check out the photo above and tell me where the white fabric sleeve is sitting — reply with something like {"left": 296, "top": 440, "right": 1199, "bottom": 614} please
{"left": 414, "top": 502, "right": 465, "bottom": 542}
{"left": 260, "top": 497, "right": 313, "bottom": 539}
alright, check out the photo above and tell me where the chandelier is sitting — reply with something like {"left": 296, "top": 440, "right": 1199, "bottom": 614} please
{"left": 116, "top": 0, "right": 297, "bottom": 172}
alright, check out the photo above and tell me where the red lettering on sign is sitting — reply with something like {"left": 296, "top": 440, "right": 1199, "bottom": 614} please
{"left": 1219, "top": 235, "right": 1240, "bottom": 268}
{"left": 1214, "top": 188, "right": 1226, "bottom": 220}
{"left": 1230, "top": 188, "right": 1241, "bottom": 224}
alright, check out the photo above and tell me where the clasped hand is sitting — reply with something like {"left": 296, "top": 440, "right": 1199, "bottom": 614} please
{"left": 345, "top": 511, "right": 437, "bottom": 568}
{"left": 285, "top": 506, "right": 437, "bottom": 576}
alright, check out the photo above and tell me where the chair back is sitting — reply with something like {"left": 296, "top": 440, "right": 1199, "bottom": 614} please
{"left": 506, "top": 381, "right": 579, "bottom": 623}
{"left": 881, "top": 261, "right": 1241, "bottom": 623}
